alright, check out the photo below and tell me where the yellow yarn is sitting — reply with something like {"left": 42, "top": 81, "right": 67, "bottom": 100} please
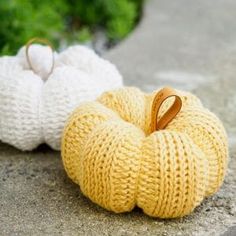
{"left": 61, "top": 87, "right": 228, "bottom": 218}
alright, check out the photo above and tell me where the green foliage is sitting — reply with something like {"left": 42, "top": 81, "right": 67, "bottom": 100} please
{"left": 68, "top": 0, "right": 143, "bottom": 39}
{"left": 105, "top": 0, "right": 138, "bottom": 39}
{"left": 0, "top": 0, "right": 143, "bottom": 55}
{"left": 0, "top": 0, "right": 68, "bottom": 54}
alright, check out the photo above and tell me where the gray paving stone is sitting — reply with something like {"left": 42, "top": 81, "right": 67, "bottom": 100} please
{"left": 1, "top": 0, "right": 236, "bottom": 235}
{"left": 222, "top": 226, "right": 236, "bottom": 236}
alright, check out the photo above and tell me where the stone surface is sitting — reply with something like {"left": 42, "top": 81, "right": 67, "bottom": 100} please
{"left": 222, "top": 226, "right": 236, "bottom": 236}
{"left": 1, "top": 0, "right": 236, "bottom": 235}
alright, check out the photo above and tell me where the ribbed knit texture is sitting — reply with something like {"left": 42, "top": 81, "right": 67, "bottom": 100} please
{"left": 62, "top": 87, "right": 228, "bottom": 218}
{"left": 0, "top": 44, "right": 123, "bottom": 151}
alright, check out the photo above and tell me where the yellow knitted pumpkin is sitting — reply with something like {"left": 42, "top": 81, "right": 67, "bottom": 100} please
{"left": 61, "top": 87, "right": 228, "bottom": 218}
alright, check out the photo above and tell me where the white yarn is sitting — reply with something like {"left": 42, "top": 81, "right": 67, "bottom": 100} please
{"left": 0, "top": 56, "right": 22, "bottom": 73}
{"left": 0, "top": 44, "right": 123, "bottom": 151}
{"left": 17, "top": 45, "right": 57, "bottom": 80}
{"left": 55, "top": 46, "right": 122, "bottom": 90}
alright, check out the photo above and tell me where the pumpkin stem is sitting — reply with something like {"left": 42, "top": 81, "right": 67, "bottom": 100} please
{"left": 150, "top": 87, "right": 182, "bottom": 131}
{"left": 25, "top": 37, "right": 55, "bottom": 77}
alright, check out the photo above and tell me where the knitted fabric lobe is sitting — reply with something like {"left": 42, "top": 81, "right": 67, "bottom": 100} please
{"left": 0, "top": 45, "right": 123, "bottom": 150}
{"left": 62, "top": 87, "right": 228, "bottom": 218}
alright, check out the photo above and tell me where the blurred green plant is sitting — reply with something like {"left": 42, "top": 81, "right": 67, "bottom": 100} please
{"left": 0, "top": 0, "right": 143, "bottom": 55}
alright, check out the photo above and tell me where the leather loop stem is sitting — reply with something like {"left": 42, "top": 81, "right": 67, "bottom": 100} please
{"left": 151, "top": 87, "right": 182, "bottom": 132}
{"left": 25, "top": 37, "right": 54, "bottom": 76}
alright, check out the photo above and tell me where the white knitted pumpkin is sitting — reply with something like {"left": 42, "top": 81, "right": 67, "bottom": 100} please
{"left": 0, "top": 44, "right": 123, "bottom": 151}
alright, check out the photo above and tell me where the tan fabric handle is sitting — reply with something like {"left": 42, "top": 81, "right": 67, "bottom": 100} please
{"left": 25, "top": 37, "right": 54, "bottom": 76}
{"left": 151, "top": 87, "right": 182, "bottom": 131}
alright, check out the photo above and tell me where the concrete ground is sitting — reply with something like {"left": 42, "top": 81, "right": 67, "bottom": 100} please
{"left": 1, "top": 0, "right": 236, "bottom": 235}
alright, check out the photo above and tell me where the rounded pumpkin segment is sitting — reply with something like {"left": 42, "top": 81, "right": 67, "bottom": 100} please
{"left": 62, "top": 102, "right": 119, "bottom": 184}
{"left": 79, "top": 120, "right": 144, "bottom": 213}
{"left": 166, "top": 107, "right": 228, "bottom": 195}
{"left": 98, "top": 87, "right": 148, "bottom": 132}
{"left": 0, "top": 69, "right": 43, "bottom": 151}
{"left": 138, "top": 130, "right": 208, "bottom": 218}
